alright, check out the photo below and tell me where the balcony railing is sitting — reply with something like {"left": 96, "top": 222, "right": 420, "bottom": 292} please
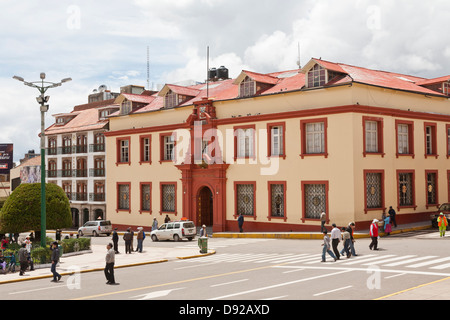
{"left": 89, "top": 168, "right": 105, "bottom": 177}
{"left": 89, "top": 193, "right": 105, "bottom": 202}
{"left": 89, "top": 143, "right": 105, "bottom": 153}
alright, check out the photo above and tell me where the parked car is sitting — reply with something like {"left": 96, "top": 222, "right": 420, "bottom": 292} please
{"left": 78, "top": 220, "right": 112, "bottom": 237}
{"left": 430, "top": 203, "right": 450, "bottom": 229}
{"left": 150, "top": 220, "right": 196, "bottom": 242}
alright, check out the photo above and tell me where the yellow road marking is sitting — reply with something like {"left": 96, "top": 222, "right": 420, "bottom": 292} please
{"left": 374, "top": 276, "right": 450, "bottom": 300}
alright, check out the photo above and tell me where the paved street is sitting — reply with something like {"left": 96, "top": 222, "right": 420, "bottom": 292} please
{"left": 2, "top": 226, "right": 450, "bottom": 305}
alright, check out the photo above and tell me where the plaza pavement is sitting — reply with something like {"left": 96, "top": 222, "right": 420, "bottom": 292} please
{"left": 1, "top": 221, "right": 447, "bottom": 300}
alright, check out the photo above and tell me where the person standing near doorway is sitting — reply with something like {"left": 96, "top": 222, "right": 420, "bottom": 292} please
{"left": 320, "top": 212, "right": 327, "bottom": 232}
{"left": 238, "top": 213, "right": 244, "bottom": 233}
{"left": 388, "top": 206, "right": 397, "bottom": 228}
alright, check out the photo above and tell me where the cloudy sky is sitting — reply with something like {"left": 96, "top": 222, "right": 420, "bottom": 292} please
{"left": 2, "top": 0, "right": 450, "bottom": 162}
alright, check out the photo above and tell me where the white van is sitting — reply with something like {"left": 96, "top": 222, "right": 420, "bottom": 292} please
{"left": 150, "top": 220, "right": 196, "bottom": 242}
{"left": 78, "top": 220, "right": 112, "bottom": 237}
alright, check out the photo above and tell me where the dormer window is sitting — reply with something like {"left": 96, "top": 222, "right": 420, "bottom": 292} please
{"left": 444, "top": 82, "right": 450, "bottom": 96}
{"left": 165, "top": 91, "right": 178, "bottom": 109}
{"left": 239, "top": 76, "right": 256, "bottom": 98}
{"left": 99, "top": 109, "right": 110, "bottom": 119}
{"left": 120, "top": 100, "right": 132, "bottom": 115}
{"left": 306, "top": 63, "right": 342, "bottom": 88}
{"left": 56, "top": 117, "right": 65, "bottom": 125}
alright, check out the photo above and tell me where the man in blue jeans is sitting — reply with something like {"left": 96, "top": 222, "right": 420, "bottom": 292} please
{"left": 50, "top": 242, "right": 61, "bottom": 282}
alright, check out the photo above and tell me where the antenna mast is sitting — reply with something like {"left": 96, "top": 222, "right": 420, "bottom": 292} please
{"left": 297, "top": 42, "right": 301, "bottom": 69}
{"left": 147, "top": 46, "right": 150, "bottom": 90}
{"left": 207, "top": 46, "right": 209, "bottom": 98}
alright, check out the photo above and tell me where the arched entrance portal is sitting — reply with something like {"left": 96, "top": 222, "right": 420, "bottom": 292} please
{"left": 197, "top": 187, "right": 213, "bottom": 227}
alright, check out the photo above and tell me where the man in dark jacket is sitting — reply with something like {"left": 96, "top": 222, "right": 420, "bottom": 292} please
{"left": 112, "top": 228, "right": 119, "bottom": 254}
{"left": 388, "top": 206, "right": 397, "bottom": 227}
{"left": 18, "top": 243, "right": 28, "bottom": 276}
{"left": 123, "top": 228, "right": 132, "bottom": 254}
{"left": 50, "top": 242, "right": 61, "bottom": 282}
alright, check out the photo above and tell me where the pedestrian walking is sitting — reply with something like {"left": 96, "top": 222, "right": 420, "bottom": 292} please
{"left": 25, "top": 236, "right": 34, "bottom": 271}
{"left": 330, "top": 223, "right": 341, "bottom": 259}
{"left": 112, "top": 228, "right": 119, "bottom": 254}
{"left": 238, "top": 213, "right": 244, "bottom": 232}
{"left": 152, "top": 218, "right": 158, "bottom": 231}
{"left": 8, "top": 251, "right": 16, "bottom": 273}
{"left": 136, "top": 227, "right": 144, "bottom": 253}
{"left": 369, "top": 219, "right": 379, "bottom": 250}
{"left": 437, "top": 212, "right": 448, "bottom": 237}
{"left": 50, "top": 242, "right": 61, "bottom": 282}
{"left": 18, "top": 243, "right": 28, "bottom": 276}
{"left": 341, "top": 227, "right": 351, "bottom": 258}
{"left": 104, "top": 243, "right": 116, "bottom": 285}
{"left": 123, "top": 228, "right": 133, "bottom": 254}
{"left": 320, "top": 211, "right": 327, "bottom": 232}
{"left": 384, "top": 215, "right": 392, "bottom": 236}
{"left": 321, "top": 230, "right": 337, "bottom": 262}
{"left": 130, "top": 228, "right": 135, "bottom": 251}
{"left": 388, "top": 206, "right": 397, "bottom": 227}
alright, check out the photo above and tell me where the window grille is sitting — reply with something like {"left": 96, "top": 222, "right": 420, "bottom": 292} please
{"left": 162, "top": 184, "right": 175, "bottom": 212}
{"left": 236, "top": 184, "right": 254, "bottom": 216}
{"left": 270, "top": 184, "right": 285, "bottom": 217}
{"left": 427, "top": 172, "right": 437, "bottom": 205}
{"left": 366, "top": 173, "right": 382, "bottom": 208}
{"left": 118, "top": 184, "right": 130, "bottom": 210}
{"left": 304, "top": 184, "right": 326, "bottom": 219}
{"left": 399, "top": 173, "right": 413, "bottom": 206}
{"left": 141, "top": 184, "right": 150, "bottom": 211}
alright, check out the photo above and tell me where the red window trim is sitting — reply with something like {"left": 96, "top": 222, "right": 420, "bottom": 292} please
{"left": 233, "top": 181, "right": 257, "bottom": 220}
{"left": 446, "top": 124, "right": 450, "bottom": 159}
{"left": 139, "top": 134, "right": 152, "bottom": 165}
{"left": 116, "top": 136, "right": 131, "bottom": 166}
{"left": 363, "top": 169, "right": 386, "bottom": 214}
{"left": 159, "top": 182, "right": 177, "bottom": 216}
{"left": 267, "top": 181, "right": 287, "bottom": 222}
{"left": 233, "top": 125, "right": 256, "bottom": 161}
{"left": 300, "top": 181, "right": 329, "bottom": 223}
{"left": 299, "top": 118, "right": 328, "bottom": 159}
{"left": 362, "top": 116, "right": 384, "bottom": 157}
{"left": 447, "top": 170, "right": 450, "bottom": 202}
{"left": 159, "top": 132, "right": 177, "bottom": 164}
{"left": 425, "top": 170, "right": 439, "bottom": 209}
{"left": 139, "top": 182, "right": 152, "bottom": 214}
{"left": 395, "top": 119, "right": 415, "bottom": 158}
{"left": 116, "top": 182, "right": 131, "bottom": 213}
{"left": 424, "top": 122, "right": 438, "bottom": 159}
{"left": 396, "top": 169, "right": 416, "bottom": 211}
{"left": 267, "top": 122, "right": 286, "bottom": 159}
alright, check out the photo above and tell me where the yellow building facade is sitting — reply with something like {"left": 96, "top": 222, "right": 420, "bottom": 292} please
{"left": 105, "top": 58, "right": 450, "bottom": 232}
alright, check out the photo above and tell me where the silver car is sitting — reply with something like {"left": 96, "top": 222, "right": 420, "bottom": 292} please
{"left": 78, "top": 220, "right": 112, "bottom": 237}
{"left": 150, "top": 221, "right": 196, "bottom": 242}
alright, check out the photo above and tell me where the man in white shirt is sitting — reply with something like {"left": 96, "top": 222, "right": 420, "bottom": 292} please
{"left": 104, "top": 243, "right": 116, "bottom": 285}
{"left": 330, "top": 223, "right": 341, "bottom": 260}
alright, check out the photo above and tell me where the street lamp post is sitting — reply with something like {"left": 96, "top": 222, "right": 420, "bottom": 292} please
{"left": 13, "top": 73, "right": 72, "bottom": 247}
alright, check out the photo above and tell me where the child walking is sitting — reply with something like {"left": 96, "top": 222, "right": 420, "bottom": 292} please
{"left": 321, "top": 230, "right": 337, "bottom": 262}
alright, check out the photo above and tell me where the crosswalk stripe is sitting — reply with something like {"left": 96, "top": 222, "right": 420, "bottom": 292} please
{"left": 382, "top": 256, "right": 438, "bottom": 267}
{"left": 340, "top": 255, "right": 397, "bottom": 265}
{"left": 269, "top": 254, "right": 312, "bottom": 264}
{"left": 430, "top": 262, "right": 450, "bottom": 270}
{"left": 254, "top": 254, "right": 301, "bottom": 263}
{"left": 361, "top": 255, "right": 417, "bottom": 266}
{"left": 406, "top": 257, "right": 450, "bottom": 268}
{"left": 284, "top": 254, "right": 323, "bottom": 264}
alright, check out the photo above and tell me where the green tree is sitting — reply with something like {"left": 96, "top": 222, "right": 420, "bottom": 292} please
{"left": 0, "top": 183, "right": 72, "bottom": 238}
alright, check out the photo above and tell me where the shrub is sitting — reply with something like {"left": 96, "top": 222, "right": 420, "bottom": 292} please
{"left": 31, "top": 246, "right": 52, "bottom": 264}
{"left": 0, "top": 183, "right": 72, "bottom": 234}
{"left": 61, "top": 237, "right": 91, "bottom": 253}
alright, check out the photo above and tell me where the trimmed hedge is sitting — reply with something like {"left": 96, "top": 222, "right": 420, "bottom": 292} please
{"left": 0, "top": 183, "right": 72, "bottom": 233}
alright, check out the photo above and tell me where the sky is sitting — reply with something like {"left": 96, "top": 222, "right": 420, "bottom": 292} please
{"left": 1, "top": 0, "right": 450, "bottom": 163}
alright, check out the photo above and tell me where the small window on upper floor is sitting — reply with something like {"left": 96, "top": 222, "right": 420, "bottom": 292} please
{"left": 306, "top": 64, "right": 341, "bottom": 88}
{"left": 443, "top": 82, "right": 450, "bottom": 96}
{"left": 239, "top": 76, "right": 255, "bottom": 98}
{"left": 120, "top": 100, "right": 132, "bottom": 115}
{"left": 56, "top": 117, "right": 65, "bottom": 125}
{"left": 165, "top": 91, "right": 178, "bottom": 109}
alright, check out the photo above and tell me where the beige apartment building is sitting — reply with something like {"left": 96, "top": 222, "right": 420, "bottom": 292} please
{"left": 104, "top": 58, "right": 450, "bottom": 232}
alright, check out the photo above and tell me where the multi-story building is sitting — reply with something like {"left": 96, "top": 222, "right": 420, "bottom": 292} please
{"left": 104, "top": 58, "right": 450, "bottom": 232}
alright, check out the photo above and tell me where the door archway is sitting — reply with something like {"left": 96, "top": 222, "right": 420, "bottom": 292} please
{"left": 197, "top": 186, "right": 213, "bottom": 227}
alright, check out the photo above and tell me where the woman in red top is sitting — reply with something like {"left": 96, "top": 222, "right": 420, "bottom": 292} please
{"left": 369, "top": 219, "right": 379, "bottom": 250}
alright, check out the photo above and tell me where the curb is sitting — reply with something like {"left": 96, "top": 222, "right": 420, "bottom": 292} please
{"left": 212, "top": 225, "right": 433, "bottom": 240}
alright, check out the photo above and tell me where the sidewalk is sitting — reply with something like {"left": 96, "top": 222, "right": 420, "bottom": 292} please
{"left": 212, "top": 221, "right": 432, "bottom": 239}
{"left": 0, "top": 243, "right": 215, "bottom": 285}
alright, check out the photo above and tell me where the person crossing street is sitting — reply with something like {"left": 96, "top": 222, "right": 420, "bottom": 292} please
{"left": 437, "top": 212, "right": 448, "bottom": 237}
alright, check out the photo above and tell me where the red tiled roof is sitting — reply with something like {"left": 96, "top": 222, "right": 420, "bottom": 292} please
{"left": 415, "top": 76, "right": 450, "bottom": 86}
{"left": 121, "top": 93, "right": 156, "bottom": 104}
{"left": 45, "top": 107, "right": 109, "bottom": 135}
